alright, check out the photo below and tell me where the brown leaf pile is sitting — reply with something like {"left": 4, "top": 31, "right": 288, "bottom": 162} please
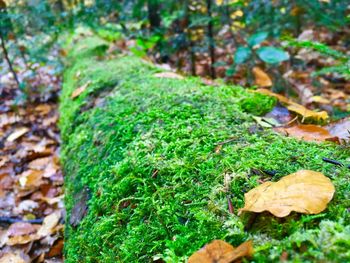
{"left": 0, "top": 59, "right": 63, "bottom": 262}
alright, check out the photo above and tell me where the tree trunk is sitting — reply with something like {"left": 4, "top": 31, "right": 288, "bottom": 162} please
{"left": 206, "top": 0, "right": 216, "bottom": 78}
{"left": 147, "top": 0, "right": 161, "bottom": 32}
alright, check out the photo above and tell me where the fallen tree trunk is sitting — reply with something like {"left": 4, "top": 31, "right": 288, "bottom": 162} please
{"left": 60, "top": 32, "right": 349, "bottom": 262}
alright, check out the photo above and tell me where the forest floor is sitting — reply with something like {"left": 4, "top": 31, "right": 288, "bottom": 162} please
{"left": 0, "top": 56, "right": 64, "bottom": 261}
{"left": 0, "top": 26, "right": 349, "bottom": 262}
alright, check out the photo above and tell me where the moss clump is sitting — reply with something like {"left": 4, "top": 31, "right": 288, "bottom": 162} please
{"left": 239, "top": 92, "right": 277, "bottom": 116}
{"left": 60, "top": 33, "right": 350, "bottom": 263}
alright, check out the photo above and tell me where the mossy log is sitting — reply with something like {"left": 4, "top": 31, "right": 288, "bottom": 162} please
{"left": 60, "top": 33, "right": 350, "bottom": 262}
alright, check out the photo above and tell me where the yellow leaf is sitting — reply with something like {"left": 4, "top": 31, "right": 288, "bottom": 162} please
{"left": 188, "top": 240, "right": 253, "bottom": 263}
{"left": 256, "top": 89, "right": 328, "bottom": 122}
{"left": 239, "top": 170, "right": 335, "bottom": 217}
{"left": 252, "top": 67, "right": 272, "bottom": 87}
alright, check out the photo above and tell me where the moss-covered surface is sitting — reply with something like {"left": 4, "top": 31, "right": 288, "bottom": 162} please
{"left": 60, "top": 34, "right": 350, "bottom": 262}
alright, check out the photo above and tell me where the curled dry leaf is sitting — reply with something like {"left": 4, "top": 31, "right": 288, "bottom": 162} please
{"left": 6, "top": 127, "right": 29, "bottom": 142}
{"left": 188, "top": 240, "right": 253, "bottom": 263}
{"left": 256, "top": 89, "right": 328, "bottom": 122}
{"left": 239, "top": 170, "right": 335, "bottom": 217}
{"left": 252, "top": 67, "right": 272, "bottom": 87}
{"left": 274, "top": 124, "right": 333, "bottom": 142}
{"left": 154, "top": 72, "right": 184, "bottom": 79}
{"left": 326, "top": 117, "right": 350, "bottom": 142}
{"left": 71, "top": 81, "right": 91, "bottom": 99}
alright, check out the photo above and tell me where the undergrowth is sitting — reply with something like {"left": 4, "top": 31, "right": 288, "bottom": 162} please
{"left": 60, "top": 33, "right": 350, "bottom": 262}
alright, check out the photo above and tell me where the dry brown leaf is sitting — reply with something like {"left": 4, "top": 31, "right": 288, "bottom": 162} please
{"left": 47, "top": 239, "right": 64, "bottom": 258}
{"left": 274, "top": 124, "right": 333, "bottom": 142}
{"left": 326, "top": 117, "right": 350, "bottom": 142}
{"left": 6, "top": 127, "right": 29, "bottom": 142}
{"left": 154, "top": 72, "right": 184, "bottom": 79}
{"left": 28, "top": 157, "right": 51, "bottom": 170}
{"left": 239, "top": 170, "right": 335, "bottom": 217}
{"left": 37, "top": 212, "right": 61, "bottom": 237}
{"left": 6, "top": 234, "right": 39, "bottom": 246}
{"left": 252, "top": 67, "right": 272, "bottom": 87}
{"left": 188, "top": 240, "right": 253, "bottom": 263}
{"left": 256, "top": 89, "right": 328, "bottom": 122}
{"left": 7, "top": 222, "right": 36, "bottom": 237}
{"left": 71, "top": 81, "right": 91, "bottom": 99}
{"left": 0, "top": 114, "right": 21, "bottom": 129}
{"left": 18, "top": 170, "right": 43, "bottom": 189}
{"left": 0, "top": 229, "right": 8, "bottom": 247}
{"left": 0, "top": 253, "right": 26, "bottom": 263}
{"left": 34, "top": 104, "right": 52, "bottom": 115}
{"left": 6, "top": 222, "right": 40, "bottom": 246}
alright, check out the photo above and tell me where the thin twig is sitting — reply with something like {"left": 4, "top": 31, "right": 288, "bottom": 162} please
{"left": 0, "top": 217, "right": 43, "bottom": 224}
{"left": 0, "top": 32, "right": 20, "bottom": 88}
{"left": 322, "top": 157, "right": 350, "bottom": 169}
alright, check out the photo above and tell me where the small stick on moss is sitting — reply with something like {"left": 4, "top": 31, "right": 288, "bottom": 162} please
{"left": 227, "top": 195, "right": 234, "bottom": 214}
{"left": 322, "top": 157, "right": 350, "bottom": 169}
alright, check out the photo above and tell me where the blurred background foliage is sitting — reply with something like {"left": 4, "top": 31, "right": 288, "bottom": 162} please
{"left": 1, "top": 0, "right": 349, "bottom": 81}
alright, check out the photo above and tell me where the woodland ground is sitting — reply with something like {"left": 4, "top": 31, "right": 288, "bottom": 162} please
{"left": 59, "top": 32, "right": 349, "bottom": 262}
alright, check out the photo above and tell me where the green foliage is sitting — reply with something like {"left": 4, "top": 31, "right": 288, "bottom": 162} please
{"left": 256, "top": 46, "right": 290, "bottom": 64}
{"left": 60, "top": 35, "right": 350, "bottom": 262}
{"left": 234, "top": 47, "right": 252, "bottom": 65}
{"left": 231, "top": 32, "right": 290, "bottom": 80}
{"left": 247, "top": 32, "right": 268, "bottom": 47}
{"left": 286, "top": 39, "right": 350, "bottom": 78}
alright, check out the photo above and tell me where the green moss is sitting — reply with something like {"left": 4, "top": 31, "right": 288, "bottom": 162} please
{"left": 239, "top": 92, "right": 277, "bottom": 116}
{"left": 60, "top": 34, "right": 350, "bottom": 263}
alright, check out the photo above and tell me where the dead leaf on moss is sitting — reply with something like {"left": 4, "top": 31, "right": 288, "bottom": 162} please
{"left": 256, "top": 89, "right": 328, "bottom": 122}
{"left": 154, "top": 72, "right": 184, "bottom": 79}
{"left": 239, "top": 170, "right": 335, "bottom": 217}
{"left": 252, "top": 67, "right": 272, "bottom": 87}
{"left": 188, "top": 240, "right": 253, "bottom": 263}
{"left": 71, "top": 81, "right": 91, "bottom": 99}
{"left": 274, "top": 124, "right": 334, "bottom": 142}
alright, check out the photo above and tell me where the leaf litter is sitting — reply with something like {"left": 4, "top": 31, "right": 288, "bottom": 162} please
{"left": 0, "top": 54, "right": 63, "bottom": 262}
